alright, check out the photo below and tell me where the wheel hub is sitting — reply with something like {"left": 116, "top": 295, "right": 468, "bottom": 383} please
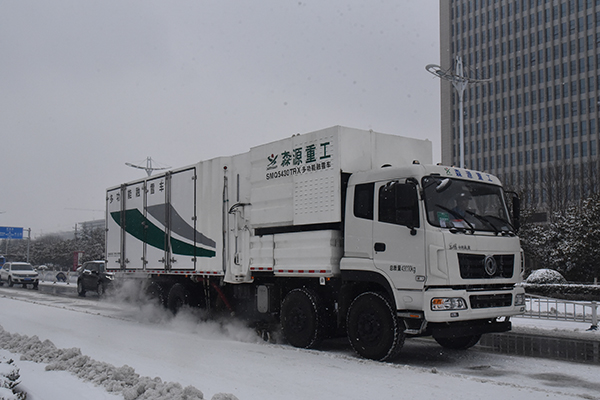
{"left": 357, "top": 312, "right": 382, "bottom": 344}
{"left": 288, "top": 306, "right": 308, "bottom": 332}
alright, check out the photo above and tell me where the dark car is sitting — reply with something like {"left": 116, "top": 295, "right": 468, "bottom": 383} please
{"left": 77, "top": 261, "right": 114, "bottom": 297}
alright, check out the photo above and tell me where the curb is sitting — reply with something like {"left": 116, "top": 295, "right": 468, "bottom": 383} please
{"left": 477, "top": 329, "right": 600, "bottom": 364}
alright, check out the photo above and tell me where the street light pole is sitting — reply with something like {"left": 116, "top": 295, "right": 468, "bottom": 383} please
{"left": 426, "top": 57, "right": 489, "bottom": 169}
{"left": 453, "top": 58, "right": 468, "bottom": 169}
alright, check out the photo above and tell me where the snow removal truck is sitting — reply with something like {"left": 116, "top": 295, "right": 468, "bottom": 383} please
{"left": 106, "top": 126, "right": 525, "bottom": 361}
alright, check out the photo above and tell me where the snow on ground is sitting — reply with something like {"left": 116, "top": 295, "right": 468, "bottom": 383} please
{"left": 1, "top": 349, "right": 121, "bottom": 400}
{"left": 1, "top": 284, "right": 600, "bottom": 400}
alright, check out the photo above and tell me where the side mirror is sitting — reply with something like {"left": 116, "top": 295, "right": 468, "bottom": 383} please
{"left": 512, "top": 195, "right": 520, "bottom": 232}
{"left": 435, "top": 178, "right": 452, "bottom": 193}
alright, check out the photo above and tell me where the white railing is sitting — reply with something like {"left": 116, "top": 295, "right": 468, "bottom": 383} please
{"left": 518, "top": 294, "right": 598, "bottom": 330}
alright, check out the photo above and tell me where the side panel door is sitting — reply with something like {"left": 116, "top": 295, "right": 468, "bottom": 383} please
{"left": 106, "top": 187, "right": 123, "bottom": 270}
{"left": 145, "top": 175, "right": 169, "bottom": 270}
{"left": 122, "top": 181, "right": 146, "bottom": 270}
{"left": 106, "top": 183, "right": 146, "bottom": 271}
{"left": 168, "top": 168, "right": 197, "bottom": 271}
{"left": 372, "top": 181, "right": 426, "bottom": 291}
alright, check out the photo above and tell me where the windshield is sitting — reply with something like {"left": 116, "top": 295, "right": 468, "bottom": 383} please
{"left": 12, "top": 264, "right": 34, "bottom": 271}
{"left": 422, "top": 176, "right": 513, "bottom": 233}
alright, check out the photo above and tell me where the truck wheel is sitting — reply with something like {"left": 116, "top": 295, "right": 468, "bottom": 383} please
{"left": 77, "top": 280, "right": 86, "bottom": 297}
{"left": 146, "top": 282, "right": 166, "bottom": 307}
{"left": 346, "top": 292, "right": 405, "bottom": 361}
{"left": 167, "top": 283, "right": 190, "bottom": 314}
{"left": 434, "top": 334, "right": 482, "bottom": 350}
{"left": 280, "top": 288, "right": 324, "bottom": 349}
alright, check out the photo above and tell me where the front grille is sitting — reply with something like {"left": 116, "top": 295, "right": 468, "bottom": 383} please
{"left": 458, "top": 253, "right": 514, "bottom": 279}
{"left": 470, "top": 294, "right": 513, "bottom": 309}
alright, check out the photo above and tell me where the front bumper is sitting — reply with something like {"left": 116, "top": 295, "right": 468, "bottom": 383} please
{"left": 423, "top": 286, "right": 526, "bottom": 323}
{"left": 11, "top": 276, "right": 39, "bottom": 284}
{"left": 429, "top": 318, "right": 511, "bottom": 339}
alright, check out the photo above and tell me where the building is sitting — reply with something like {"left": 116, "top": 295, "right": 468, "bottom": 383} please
{"left": 439, "top": 0, "right": 600, "bottom": 213}
{"left": 78, "top": 219, "right": 105, "bottom": 232}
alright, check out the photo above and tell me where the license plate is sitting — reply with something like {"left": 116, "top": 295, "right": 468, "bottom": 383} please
{"left": 24, "top": 278, "right": 31, "bottom": 281}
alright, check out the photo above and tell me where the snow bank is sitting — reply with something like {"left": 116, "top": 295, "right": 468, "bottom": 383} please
{"left": 0, "top": 325, "right": 238, "bottom": 400}
{"left": 0, "top": 356, "right": 24, "bottom": 400}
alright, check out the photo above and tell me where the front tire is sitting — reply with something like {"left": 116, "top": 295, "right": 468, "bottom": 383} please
{"left": 8, "top": 277, "right": 14, "bottom": 287}
{"left": 97, "top": 283, "right": 106, "bottom": 297}
{"left": 346, "top": 292, "right": 405, "bottom": 361}
{"left": 434, "top": 334, "right": 482, "bottom": 350}
{"left": 280, "top": 288, "right": 324, "bottom": 349}
{"left": 77, "top": 280, "right": 86, "bottom": 297}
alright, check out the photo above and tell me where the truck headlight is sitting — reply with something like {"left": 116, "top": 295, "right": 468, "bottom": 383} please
{"left": 514, "top": 293, "right": 526, "bottom": 306}
{"left": 431, "top": 297, "right": 467, "bottom": 311}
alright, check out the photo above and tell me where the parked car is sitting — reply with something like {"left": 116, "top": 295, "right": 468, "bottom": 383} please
{"left": 77, "top": 261, "right": 114, "bottom": 297}
{"left": 0, "top": 262, "right": 39, "bottom": 289}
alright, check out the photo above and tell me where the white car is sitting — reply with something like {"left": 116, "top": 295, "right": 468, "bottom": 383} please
{"left": 0, "top": 262, "right": 39, "bottom": 289}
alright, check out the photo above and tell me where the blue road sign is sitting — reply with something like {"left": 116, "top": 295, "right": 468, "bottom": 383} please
{"left": 0, "top": 227, "right": 24, "bottom": 239}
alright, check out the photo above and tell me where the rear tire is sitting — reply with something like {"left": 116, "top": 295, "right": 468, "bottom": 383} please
{"left": 346, "top": 292, "right": 405, "bottom": 361}
{"left": 280, "top": 288, "right": 324, "bottom": 349}
{"left": 434, "top": 334, "right": 482, "bottom": 350}
{"left": 167, "top": 283, "right": 190, "bottom": 314}
{"left": 146, "top": 282, "right": 167, "bottom": 307}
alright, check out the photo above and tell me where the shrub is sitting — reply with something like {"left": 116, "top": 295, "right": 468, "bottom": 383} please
{"left": 525, "top": 268, "right": 567, "bottom": 284}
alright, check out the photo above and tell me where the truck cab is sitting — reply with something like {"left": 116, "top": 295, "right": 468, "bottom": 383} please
{"left": 342, "top": 163, "right": 525, "bottom": 355}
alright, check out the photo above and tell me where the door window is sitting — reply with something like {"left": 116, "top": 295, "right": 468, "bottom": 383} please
{"left": 378, "top": 181, "right": 420, "bottom": 228}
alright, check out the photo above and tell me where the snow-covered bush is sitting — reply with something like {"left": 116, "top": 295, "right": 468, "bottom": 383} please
{"left": 525, "top": 269, "right": 567, "bottom": 284}
{"left": 0, "top": 357, "right": 25, "bottom": 400}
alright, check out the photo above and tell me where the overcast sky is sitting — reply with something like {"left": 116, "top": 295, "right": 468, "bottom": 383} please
{"left": 1, "top": 1, "right": 440, "bottom": 237}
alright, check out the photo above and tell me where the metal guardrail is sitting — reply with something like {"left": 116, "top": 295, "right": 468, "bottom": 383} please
{"left": 518, "top": 294, "right": 598, "bottom": 330}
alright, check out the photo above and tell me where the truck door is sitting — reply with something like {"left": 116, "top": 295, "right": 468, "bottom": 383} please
{"left": 145, "top": 168, "right": 197, "bottom": 271}
{"left": 106, "top": 182, "right": 146, "bottom": 270}
{"left": 167, "top": 168, "right": 197, "bottom": 271}
{"left": 373, "top": 180, "right": 426, "bottom": 291}
{"left": 145, "top": 174, "right": 169, "bottom": 270}
{"left": 106, "top": 187, "right": 123, "bottom": 270}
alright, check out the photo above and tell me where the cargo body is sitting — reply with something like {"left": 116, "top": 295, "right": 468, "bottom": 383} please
{"left": 106, "top": 126, "right": 525, "bottom": 360}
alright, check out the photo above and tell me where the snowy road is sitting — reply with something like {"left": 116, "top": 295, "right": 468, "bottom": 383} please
{"left": 1, "top": 286, "right": 600, "bottom": 400}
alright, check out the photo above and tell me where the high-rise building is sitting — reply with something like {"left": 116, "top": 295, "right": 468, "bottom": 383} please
{"left": 439, "top": 0, "right": 600, "bottom": 212}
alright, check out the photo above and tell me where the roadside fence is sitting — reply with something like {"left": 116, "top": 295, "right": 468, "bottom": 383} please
{"left": 518, "top": 294, "right": 598, "bottom": 331}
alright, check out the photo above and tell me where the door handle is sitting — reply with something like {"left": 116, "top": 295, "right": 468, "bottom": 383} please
{"left": 374, "top": 242, "right": 386, "bottom": 252}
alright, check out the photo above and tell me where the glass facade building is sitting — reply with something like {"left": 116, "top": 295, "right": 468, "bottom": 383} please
{"left": 440, "top": 0, "right": 600, "bottom": 209}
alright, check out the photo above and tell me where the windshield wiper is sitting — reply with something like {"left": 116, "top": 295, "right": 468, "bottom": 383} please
{"left": 482, "top": 215, "right": 516, "bottom": 236}
{"left": 465, "top": 210, "right": 501, "bottom": 234}
{"left": 435, "top": 204, "right": 475, "bottom": 233}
